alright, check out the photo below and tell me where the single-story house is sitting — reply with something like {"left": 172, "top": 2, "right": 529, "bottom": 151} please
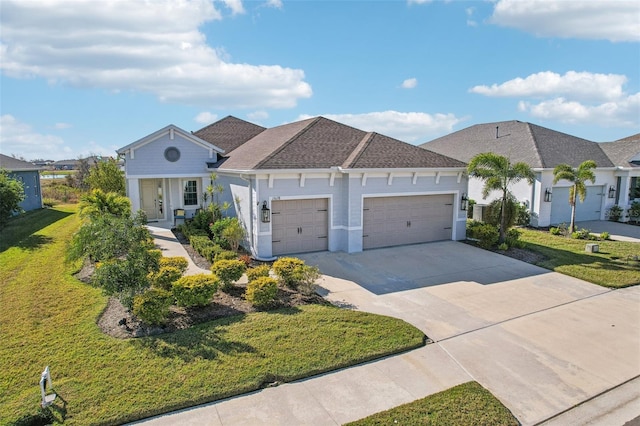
{"left": 0, "top": 154, "right": 43, "bottom": 212}
{"left": 118, "top": 116, "right": 468, "bottom": 259}
{"left": 421, "top": 120, "right": 640, "bottom": 227}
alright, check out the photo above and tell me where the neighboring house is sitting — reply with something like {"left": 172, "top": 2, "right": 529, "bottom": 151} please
{"left": 118, "top": 116, "right": 468, "bottom": 259}
{"left": 421, "top": 120, "right": 629, "bottom": 227}
{"left": 600, "top": 134, "right": 640, "bottom": 217}
{"left": 52, "top": 156, "right": 105, "bottom": 170}
{"left": 0, "top": 154, "right": 43, "bottom": 212}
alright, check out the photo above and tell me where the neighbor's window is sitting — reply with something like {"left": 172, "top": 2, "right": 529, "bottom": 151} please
{"left": 183, "top": 180, "right": 198, "bottom": 206}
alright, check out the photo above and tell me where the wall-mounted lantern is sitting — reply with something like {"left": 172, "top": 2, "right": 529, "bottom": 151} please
{"left": 460, "top": 193, "right": 468, "bottom": 211}
{"left": 608, "top": 186, "right": 616, "bottom": 199}
{"left": 261, "top": 201, "right": 271, "bottom": 223}
{"left": 544, "top": 188, "right": 552, "bottom": 202}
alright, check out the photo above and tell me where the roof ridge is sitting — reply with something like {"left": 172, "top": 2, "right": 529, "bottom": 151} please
{"left": 342, "top": 132, "right": 374, "bottom": 168}
{"left": 254, "top": 117, "right": 322, "bottom": 169}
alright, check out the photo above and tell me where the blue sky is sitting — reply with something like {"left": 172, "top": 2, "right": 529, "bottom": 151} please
{"left": 1, "top": 0, "right": 638, "bottom": 161}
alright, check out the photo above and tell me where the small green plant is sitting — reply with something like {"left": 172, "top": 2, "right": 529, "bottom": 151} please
{"left": 210, "top": 217, "right": 234, "bottom": 249}
{"left": 189, "top": 235, "right": 222, "bottom": 263}
{"left": 600, "top": 231, "right": 610, "bottom": 241}
{"left": 148, "top": 266, "right": 183, "bottom": 291}
{"left": 159, "top": 256, "right": 189, "bottom": 274}
{"left": 273, "top": 257, "right": 306, "bottom": 288}
{"left": 245, "top": 276, "right": 278, "bottom": 307}
{"left": 606, "top": 205, "right": 623, "bottom": 222}
{"left": 246, "top": 264, "right": 271, "bottom": 282}
{"left": 571, "top": 228, "right": 591, "bottom": 240}
{"left": 221, "top": 217, "right": 246, "bottom": 252}
{"left": 211, "top": 259, "right": 246, "bottom": 291}
{"left": 498, "top": 242, "right": 509, "bottom": 251}
{"left": 293, "top": 264, "right": 321, "bottom": 296}
{"left": 214, "top": 250, "right": 238, "bottom": 262}
{"left": 471, "top": 223, "right": 499, "bottom": 249}
{"left": 172, "top": 274, "right": 219, "bottom": 307}
{"left": 132, "top": 288, "right": 173, "bottom": 325}
{"left": 505, "top": 228, "right": 521, "bottom": 247}
{"left": 550, "top": 227, "right": 561, "bottom": 236}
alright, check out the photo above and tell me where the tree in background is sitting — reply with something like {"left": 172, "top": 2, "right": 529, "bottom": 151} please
{"left": 552, "top": 160, "right": 597, "bottom": 234}
{"left": 467, "top": 153, "right": 534, "bottom": 244}
{"left": 0, "top": 169, "right": 25, "bottom": 227}
{"left": 87, "top": 158, "right": 125, "bottom": 195}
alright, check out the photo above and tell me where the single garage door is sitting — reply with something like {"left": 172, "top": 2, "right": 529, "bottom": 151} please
{"left": 550, "top": 185, "right": 603, "bottom": 225}
{"left": 363, "top": 194, "right": 454, "bottom": 250}
{"left": 271, "top": 198, "right": 328, "bottom": 256}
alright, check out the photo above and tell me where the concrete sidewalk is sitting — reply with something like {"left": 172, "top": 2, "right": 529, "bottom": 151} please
{"left": 147, "top": 225, "right": 210, "bottom": 276}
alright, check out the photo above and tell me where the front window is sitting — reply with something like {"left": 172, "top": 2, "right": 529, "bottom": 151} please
{"left": 183, "top": 180, "right": 198, "bottom": 206}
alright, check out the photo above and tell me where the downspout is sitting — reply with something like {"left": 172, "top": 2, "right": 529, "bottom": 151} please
{"left": 239, "top": 174, "right": 276, "bottom": 262}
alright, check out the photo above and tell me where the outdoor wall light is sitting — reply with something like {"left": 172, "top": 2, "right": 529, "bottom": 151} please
{"left": 544, "top": 188, "right": 552, "bottom": 202}
{"left": 460, "top": 193, "right": 468, "bottom": 211}
{"left": 608, "top": 186, "right": 616, "bottom": 199}
{"left": 261, "top": 201, "right": 271, "bottom": 223}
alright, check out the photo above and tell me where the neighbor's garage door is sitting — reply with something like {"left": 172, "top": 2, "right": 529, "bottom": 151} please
{"left": 550, "top": 186, "right": 603, "bottom": 225}
{"left": 271, "top": 199, "right": 328, "bottom": 256}
{"left": 363, "top": 194, "right": 454, "bottom": 250}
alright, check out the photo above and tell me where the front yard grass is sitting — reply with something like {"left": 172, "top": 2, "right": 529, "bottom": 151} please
{"left": 518, "top": 228, "right": 640, "bottom": 288}
{"left": 346, "top": 381, "right": 518, "bottom": 426}
{"left": 0, "top": 207, "right": 425, "bottom": 425}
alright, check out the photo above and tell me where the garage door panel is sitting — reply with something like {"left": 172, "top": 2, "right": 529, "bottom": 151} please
{"left": 550, "top": 186, "right": 603, "bottom": 225}
{"left": 363, "top": 195, "right": 454, "bottom": 250}
{"left": 272, "top": 199, "right": 328, "bottom": 256}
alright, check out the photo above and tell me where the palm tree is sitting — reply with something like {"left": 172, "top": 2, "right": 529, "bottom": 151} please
{"left": 467, "top": 153, "right": 534, "bottom": 244}
{"left": 552, "top": 160, "right": 597, "bottom": 234}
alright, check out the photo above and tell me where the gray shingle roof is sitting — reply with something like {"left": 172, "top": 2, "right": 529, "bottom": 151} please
{"left": 421, "top": 120, "right": 614, "bottom": 169}
{"left": 0, "top": 154, "right": 42, "bottom": 171}
{"left": 599, "top": 134, "right": 640, "bottom": 168}
{"left": 193, "top": 116, "right": 266, "bottom": 154}
{"left": 218, "top": 117, "right": 465, "bottom": 171}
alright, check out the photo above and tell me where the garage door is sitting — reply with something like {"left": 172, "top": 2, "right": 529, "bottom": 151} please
{"left": 272, "top": 199, "right": 328, "bottom": 256}
{"left": 550, "top": 186, "right": 603, "bottom": 225}
{"left": 363, "top": 194, "right": 454, "bottom": 250}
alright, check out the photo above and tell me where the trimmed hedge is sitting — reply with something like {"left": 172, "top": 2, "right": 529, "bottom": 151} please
{"left": 246, "top": 264, "right": 271, "bottom": 282}
{"left": 189, "top": 235, "right": 223, "bottom": 263}
{"left": 245, "top": 276, "right": 278, "bottom": 307}
{"left": 159, "top": 256, "right": 189, "bottom": 274}
{"left": 132, "top": 288, "right": 173, "bottom": 325}
{"left": 148, "top": 266, "right": 183, "bottom": 291}
{"left": 273, "top": 257, "right": 305, "bottom": 288}
{"left": 211, "top": 259, "right": 246, "bottom": 291}
{"left": 172, "top": 274, "right": 219, "bottom": 307}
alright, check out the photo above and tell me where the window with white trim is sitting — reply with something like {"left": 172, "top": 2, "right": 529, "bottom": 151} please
{"left": 183, "top": 180, "right": 198, "bottom": 206}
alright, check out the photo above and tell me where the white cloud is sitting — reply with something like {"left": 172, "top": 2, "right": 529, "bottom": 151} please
{"left": 220, "top": 0, "right": 245, "bottom": 15}
{"left": 247, "top": 110, "right": 269, "bottom": 121}
{"left": 466, "top": 7, "right": 477, "bottom": 27}
{"left": 54, "top": 122, "right": 72, "bottom": 129}
{"left": 518, "top": 94, "right": 640, "bottom": 127}
{"left": 470, "top": 71, "right": 627, "bottom": 102}
{"left": 0, "top": 0, "right": 312, "bottom": 109}
{"left": 0, "top": 115, "right": 114, "bottom": 160}
{"left": 195, "top": 111, "right": 219, "bottom": 124}
{"left": 265, "top": 0, "right": 283, "bottom": 8}
{"left": 407, "top": 0, "right": 431, "bottom": 4}
{"left": 298, "top": 111, "right": 463, "bottom": 143}
{"left": 401, "top": 78, "right": 418, "bottom": 89}
{"left": 490, "top": 0, "right": 640, "bottom": 42}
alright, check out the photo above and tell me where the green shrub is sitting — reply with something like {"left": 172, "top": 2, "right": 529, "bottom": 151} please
{"left": 172, "top": 274, "right": 219, "bottom": 307}
{"left": 245, "top": 276, "right": 278, "bottom": 307}
{"left": 148, "top": 266, "right": 183, "bottom": 291}
{"left": 600, "top": 231, "right": 610, "bottom": 240}
{"left": 221, "top": 217, "right": 246, "bottom": 252}
{"left": 293, "top": 264, "right": 321, "bottom": 296}
{"left": 210, "top": 217, "right": 234, "bottom": 249}
{"left": 211, "top": 259, "right": 246, "bottom": 291}
{"left": 550, "top": 227, "right": 561, "bottom": 236}
{"left": 189, "top": 235, "right": 222, "bottom": 263}
{"left": 505, "top": 228, "right": 521, "bottom": 248}
{"left": 498, "top": 242, "right": 509, "bottom": 251}
{"left": 515, "top": 203, "right": 531, "bottom": 226}
{"left": 273, "top": 257, "right": 306, "bottom": 288}
{"left": 42, "top": 197, "right": 57, "bottom": 207}
{"left": 473, "top": 223, "right": 499, "bottom": 249}
{"left": 132, "top": 288, "right": 173, "bottom": 325}
{"left": 571, "top": 228, "right": 591, "bottom": 240}
{"left": 214, "top": 250, "right": 238, "bottom": 262}
{"left": 246, "top": 264, "right": 271, "bottom": 282}
{"left": 159, "top": 256, "right": 189, "bottom": 274}
{"left": 485, "top": 195, "right": 518, "bottom": 229}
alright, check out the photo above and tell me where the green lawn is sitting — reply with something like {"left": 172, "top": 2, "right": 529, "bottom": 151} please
{"left": 0, "top": 207, "right": 425, "bottom": 425}
{"left": 346, "top": 381, "right": 518, "bottom": 426}
{"left": 518, "top": 228, "right": 640, "bottom": 288}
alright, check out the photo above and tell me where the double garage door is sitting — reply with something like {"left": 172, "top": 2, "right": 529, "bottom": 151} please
{"left": 363, "top": 194, "right": 454, "bottom": 250}
{"left": 550, "top": 186, "right": 603, "bottom": 225}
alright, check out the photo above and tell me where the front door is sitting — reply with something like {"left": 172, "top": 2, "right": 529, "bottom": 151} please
{"left": 140, "top": 179, "right": 163, "bottom": 220}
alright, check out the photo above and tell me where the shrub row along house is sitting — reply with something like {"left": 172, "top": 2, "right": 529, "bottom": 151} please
{"left": 117, "top": 116, "right": 469, "bottom": 259}
{"left": 422, "top": 121, "right": 640, "bottom": 227}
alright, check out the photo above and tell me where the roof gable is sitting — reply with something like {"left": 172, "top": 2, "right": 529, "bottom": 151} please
{"left": 118, "top": 124, "right": 223, "bottom": 156}
{"left": 422, "top": 120, "right": 613, "bottom": 169}
{"left": 0, "top": 154, "right": 42, "bottom": 171}
{"left": 600, "top": 134, "right": 640, "bottom": 167}
{"left": 193, "top": 116, "right": 266, "bottom": 154}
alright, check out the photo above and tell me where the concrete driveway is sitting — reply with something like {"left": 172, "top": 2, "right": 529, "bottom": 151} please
{"left": 299, "top": 242, "right": 640, "bottom": 425}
